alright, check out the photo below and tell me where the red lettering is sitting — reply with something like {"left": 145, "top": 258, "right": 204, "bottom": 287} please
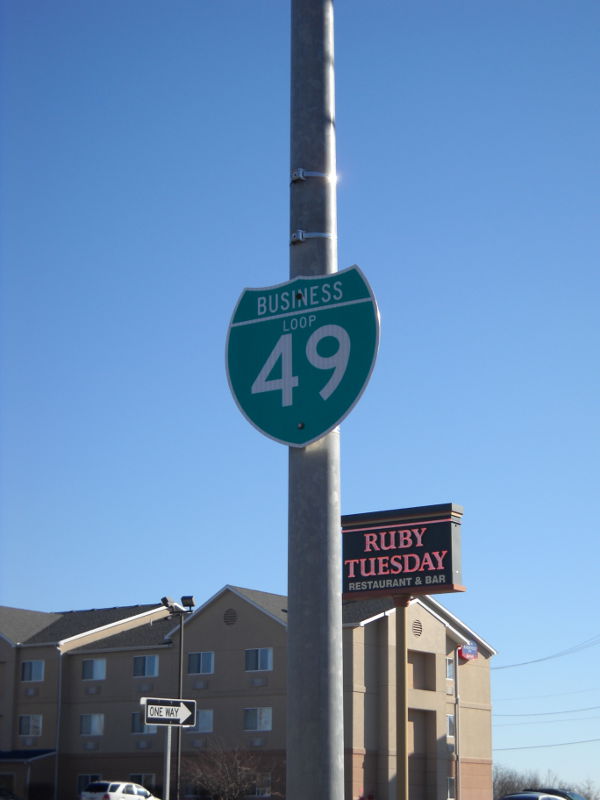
{"left": 420, "top": 552, "right": 434, "bottom": 571}
{"left": 361, "top": 558, "right": 377, "bottom": 577}
{"left": 379, "top": 531, "right": 396, "bottom": 551}
{"left": 345, "top": 559, "right": 360, "bottom": 578}
{"left": 413, "top": 527, "right": 426, "bottom": 547}
{"left": 390, "top": 555, "right": 403, "bottom": 574}
{"left": 377, "top": 556, "right": 390, "bottom": 575}
{"left": 404, "top": 554, "right": 421, "bottom": 572}
{"left": 397, "top": 529, "right": 412, "bottom": 547}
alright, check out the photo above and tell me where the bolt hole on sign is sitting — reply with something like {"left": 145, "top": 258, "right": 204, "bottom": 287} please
{"left": 226, "top": 265, "right": 380, "bottom": 447}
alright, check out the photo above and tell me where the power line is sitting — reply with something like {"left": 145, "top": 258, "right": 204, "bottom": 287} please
{"left": 494, "top": 737, "right": 600, "bottom": 751}
{"left": 494, "top": 704, "right": 600, "bottom": 717}
{"left": 492, "top": 633, "right": 600, "bottom": 670}
{"left": 495, "top": 715, "right": 600, "bottom": 728}
{"left": 494, "top": 687, "right": 599, "bottom": 702}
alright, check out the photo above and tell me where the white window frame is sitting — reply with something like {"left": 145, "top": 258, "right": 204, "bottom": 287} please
{"left": 133, "top": 655, "right": 158, "bottom": 678}
{"left": 243, "top": 707, "right": 272, "bottom": 732}
{"left": 131, "top": 712, "right": 157, "bottom": 735}
{"left": 18, "top": 714, "right": 42, "bottom": 736}
{"left": 21, "top": 660, "right": 44, "bottom": 682}
{"left": 244, "top": 648, "right": 273, "bottom": 672}
{"left": 82, "top": 658, "right": 106, "bottom": 681}
{"left": 446, "top": 655, "right": 455, "bottom": 680}
{"left": 447, "top": 776, "right": 456, "bottom": 799}
{"left": 80, "top": 713, "right": 104, "bottom": 736}
{"left": 187, "top": 651, "right": 214, "bottom": 675}
{"left": 447, "top": 713, "right": 455, "bottom": 738}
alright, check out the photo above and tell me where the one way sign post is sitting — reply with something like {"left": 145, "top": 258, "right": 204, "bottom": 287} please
{"left": 141, "top": 698, "right": 197, "bottom": 800}
{"left": 141, "top": 697, "right": 196, "bottom": 727}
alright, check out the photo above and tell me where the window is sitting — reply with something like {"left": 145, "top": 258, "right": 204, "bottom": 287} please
{"left": 245, "top": 648, "right": 272, "bottom": 672}
{"left": 21, "top": 660, "right": 44, "bottom": 682}
{"left": 188, "top": 709, "right": 213, "bottom": 733}
{"left": 243, "top": 707, "right": 272, "bottom": 731}
{"left": 80, "top": 714, "right": 104, "bottom": 736}
{"left": 133, "top": 655, "right": 158, "bottom": 677}
{"left": 447, "top": 714, "right": 455, "bottom": 738}
{"left": 18, "top": 714, "right": 42, "bottom": 736}
{"left": 131, "top": 712, "right": 157, "bottom": 734}
{"left": 253, "top": 774, "right": 271, "bottom": 798}
{"left": 447, "top": 777, "right": 456, "bottom": 799}
{"left": 188, "top": 651, "right": 214, "bottom": 675}
{"left": 82, "top": 659, "right": 106, "bottom": 681}
{"left": 446, "top": 656, "right": 455, "bottom": 681}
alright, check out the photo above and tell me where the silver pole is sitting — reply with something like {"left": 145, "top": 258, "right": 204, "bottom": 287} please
{"left": 164, "top": 725, "right": 172, "bottom": 800}
{"left": 176, "top": 613, "right": 184, "bottom": 800}
{"left": 287, "top": 3, "right": 344, "bottom": 800}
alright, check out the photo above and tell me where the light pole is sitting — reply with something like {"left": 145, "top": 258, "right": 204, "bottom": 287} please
{"left": 161, "top": 595, "right": 196, "bottom": 800}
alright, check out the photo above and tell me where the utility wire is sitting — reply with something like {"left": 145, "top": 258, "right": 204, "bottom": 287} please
{"left": 494, "top": 687, "right": 598, "bottom": 702}
{"left": 494, "top": 737, "right": 600, "bottom": 751}
{"left": 494, "top": 704, "right": 600, "bottom": 717}
{"left": 492, "top": 633, "right": 600, "bottom": 670}
{"left": 495, "top": 715, "right": 600, "bottom": 727}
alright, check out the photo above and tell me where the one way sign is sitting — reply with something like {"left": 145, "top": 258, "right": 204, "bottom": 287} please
{"left": 141, "top": 697, "right": 196, "bottom": 727}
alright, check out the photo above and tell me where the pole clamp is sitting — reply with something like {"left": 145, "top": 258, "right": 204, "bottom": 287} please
{"left": 291, "top": 168, "right": 330, "bottom": 182}
{"left": 290, "top": 230, "right": 335, "bottom": 245}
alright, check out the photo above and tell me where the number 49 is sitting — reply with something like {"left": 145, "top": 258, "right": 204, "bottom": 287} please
{"left": 251, "top": 324, "right": 350, "bottom": 407}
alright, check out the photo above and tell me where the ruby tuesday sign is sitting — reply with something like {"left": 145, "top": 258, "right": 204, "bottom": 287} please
{"left": 342, "top": 504, "right": 465, "bottom": 599}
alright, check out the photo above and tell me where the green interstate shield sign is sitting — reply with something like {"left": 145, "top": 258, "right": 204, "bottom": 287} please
{"left": 226, "top": 265, "right": 380, "bottom": 447}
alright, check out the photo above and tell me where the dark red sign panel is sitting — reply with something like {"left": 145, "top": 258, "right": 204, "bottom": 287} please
{"left": 342, "top": 503, "right": 465, "bottom": 600}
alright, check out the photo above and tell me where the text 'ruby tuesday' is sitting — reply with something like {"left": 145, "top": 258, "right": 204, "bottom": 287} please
{"left": 344, "top": 527, "right": 448, "bottom": 579}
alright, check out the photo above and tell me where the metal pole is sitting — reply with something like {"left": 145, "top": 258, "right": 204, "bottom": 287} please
{"left": 287, "top": 3, "right": 344, "bottom": 800}
{"left": 454, "top": 648, "right": 461, "bottom": 800}
{"left": 176, "top": 613, "right": 184, "bottom": 800}
{"left": 395, "top": 597, "right": 410, "bottom": 800}
{"left": 164, "top": 726, "right": 172, "bottom": 800}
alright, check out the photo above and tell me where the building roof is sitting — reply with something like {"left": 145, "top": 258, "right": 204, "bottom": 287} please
{"left": 0, "top": 604, "right": 164, "bottom": 647}
{"left": 0, "top": 607, "right": 62, "bottom": 646}
{"left": 226, "top": 585, "right": 290, "bottom": 624}
{"left": 0, "top": 587, "right": 495, "bottom": 657}
{"left": 73, "top": 615, "right": 175, "bottom": 652}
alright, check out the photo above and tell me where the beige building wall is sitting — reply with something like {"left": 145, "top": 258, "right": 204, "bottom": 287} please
{"left": 344, "top": 601, "right": 493, "bottom": 800}
{"left": 1, "top": 588, "right": 493, "bottom": 800}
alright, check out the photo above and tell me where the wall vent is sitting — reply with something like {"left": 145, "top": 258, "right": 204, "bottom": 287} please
{"left": 412, "top": 619, "right": 423, "bottom": 637}
{"left": 224, "top": 608, "right": 238, "bottom": 626}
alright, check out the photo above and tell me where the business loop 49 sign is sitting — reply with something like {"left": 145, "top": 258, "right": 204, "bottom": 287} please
{"left": 226, "top": 265, "right": 379, "bottom": 447}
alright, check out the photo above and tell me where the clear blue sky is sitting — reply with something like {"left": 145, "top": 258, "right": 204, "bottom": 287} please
{"left": 1, "top": 0, "right": 599, "bottom": 789}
